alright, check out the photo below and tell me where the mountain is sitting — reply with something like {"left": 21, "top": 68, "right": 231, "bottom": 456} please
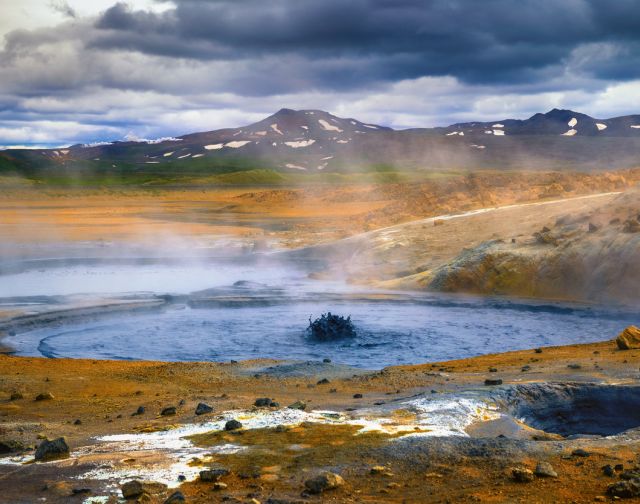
{"left": 3, "top": 108, "right": 640, "bottom": 178}
{"left": 442, "top": 109, "right": 640, "bottom": 137}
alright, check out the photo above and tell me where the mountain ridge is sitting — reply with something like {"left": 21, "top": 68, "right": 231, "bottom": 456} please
{"left": 2, "top": 108, "right": 640, "bottom": 176}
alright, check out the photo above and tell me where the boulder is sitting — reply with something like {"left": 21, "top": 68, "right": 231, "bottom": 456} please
{"left": 304, "top": 472, "right": 345, "bottom": 494}
{"left": 161, "top": 406, "right": 176, "bottom": 416}
{"left": 608, "top": 479, "right": 640, "bottom": 498}
{"left": 512, "top": 467, "right": 534, "bottom": 483}
{"left": 534, "top": 461, "right": 558, "bottom": 478}
{"left": 164, "top": 491, "right": 185, "bottom": 503}
{"left": 287, "top": 401, "right": 306, "bottom": 411}
{"left": 224, "top": 419, "right": 242, "bottom": 431}
{"left": 200, "top": 468, "right": 230, "bottom": 482}
{"left": 34, "top": 437, "right": 69, "bottom": 461}
{"left": 254, "top": 398, "right": 275, "bottom": 407}
{"left": 616, "top": 326, "right": 640, "bottom": 350}
{"left": 121, "top": 480, "right": 168, "bottom": 499}
{"left": 195, "top": 403, "right": 213, "bottom": 415}
{"left": 0, "top": 440, "right": 25, "bottom": 454}
{"left": 35, "top": 392, "right": 54, "bottom": 401}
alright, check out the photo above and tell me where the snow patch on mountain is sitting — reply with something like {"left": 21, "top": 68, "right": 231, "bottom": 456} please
{"left": 270, "top": 124, "right": 284, "bottom": 135}
{"left": 568, "top": 117, "right": 578, "bottom": 127}
{"left": 596, "top": 123, "right": 607, "bottom": 130}
{"left": 284, "top": 140, "right": 316, "bottom": 148}
{"left": 204, "top": 144, "right": 224, "bottom": 150}
{"left": 318, "top": 119, "right": 343, "bottom": 132}
{"left": 562, "top": 129, "right": 578, "bottom": 136}
{"left": 225, "top": 141, "right": 251, "bottom": 148}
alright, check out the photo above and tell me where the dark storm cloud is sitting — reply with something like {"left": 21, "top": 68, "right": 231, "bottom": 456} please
{"left": 2, "top": 0, "right": 640, "bottom": 146}
{"left": 87, "top": 0, "right": 640, "bottom": 87}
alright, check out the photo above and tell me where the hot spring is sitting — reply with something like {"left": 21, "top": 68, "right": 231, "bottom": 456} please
{"left": 1, "top": 258, "right": 636, "bottom": 368}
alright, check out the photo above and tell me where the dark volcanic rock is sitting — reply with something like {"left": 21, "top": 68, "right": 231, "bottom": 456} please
{"left": 0, "top": 440, "right": 25, "bottom": 454}
{"left": 484, "top": 378, "right": 503, "bottom": 386}
{"left": 34, "top": 437, "right": 69, "bottom": 461}
{"left": 287, "top": 400, "right": 306, "bottom": 411}
{"left": 608, "top": 479, "right": 640, "bottom": 498}
{"left": 161, "top": 406, "right": 176, "bottom": 416}
{"left": 195, "top": 403, "right": 213, "bottom": 415}
{"left": 254, "top": 398, "right": 276, "bottom": 407}
{"left": 225, "top": 419, "right": 242, "bottom": 431}
{"left": 200, "top": 468, "right": 230, "bottom": 482}
{"left": 164, "top": 490, "right": 185, "bottom": 503}
{"left": 35, "top": 392, "right": 54, "bottom": 401}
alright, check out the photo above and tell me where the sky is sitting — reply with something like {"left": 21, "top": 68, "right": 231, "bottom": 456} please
{"left": 1, "top": 0, "right": 640, "bottom": 148}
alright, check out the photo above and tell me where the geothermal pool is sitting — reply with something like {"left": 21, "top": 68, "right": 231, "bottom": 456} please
{"left": 1, "top": 258, "right": 637, "bottom": 368}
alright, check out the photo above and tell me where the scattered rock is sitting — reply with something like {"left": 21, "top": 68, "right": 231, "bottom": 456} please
{"left": 620, "top": 470, "right": 640, "bottom": 480}
{"left": 567, "top": 363, "right": 582, "bottom": 369}
{"left": 132, "top": 406, "right": 145, "bottom": 416}
{"left": 512, "top": 467, "right": 534, "bottom": 483}
{"left": 254, "top": 398, "right": 277, "bottom": 407}
{"left": 225, "top": 419, "right": 242, "bottom": 431}
{"left": 534, "top": 348, "right": 543, "bottom": 353}
{"left": 200, "top": 468, "right": 230, "bottom": 482}
{"left": 602, "top": 465, "right": 615, "bottom": 477}
{"left": 484, "top": 378, "right": 503, "bottom": 386}
{"left": 121, "top": 480, "right": 168, "bottom": 499}
{"left": 195, "top": 403, "right": 213, "bottom": 415}
{"left": 571, "top": 448, "right": 590, "bottom": 457}
{"left": 616, "top": 326, "right": 640, "bottom": 350}
{"left": 73, "top": 419, "right": 82, "bottom": 425}
{"left": 287, "top": 401, "right": 306, "bottom": 411}
{"left": 34, "top": 437, "right": 69, "bottom": 462}
{"left": 71, "top": 488, "right": 92, "bottom": 496}
{"left": 588, "top": 222, "right": 599, "bottom": 233}
{"left": 304, "top": 472, "right": 345, "bottom": 494}
{"left": 35, "top": 392, "right": 54, "bottom": 401}
{"left": 164, "top": 491, "right": 185, "bottom": 503}
{"left": 488, "top": 367, "right": 498, "bottom": 373}
{"left": 607, "top": 479, "right": 640, "bottom": 498}
{"left": 213, "top": 482, "right": 228, "bottom": 490}
{"left": 623, "top": 219, "right": 640, "bottom": 233}
{"left": 9, "top": 392, "right": 23, "bottom": 401}
{"left": 161, "top": 406, "right": 176, "bottom": 416}
{"left": 353, "top": 393, "right": 363, "bottom": 399}
{"left": 323, "top": 358, "right": 332, "bottom": 363}
{"left": 0, "top": 440, "right": 25, "bottom": 454}
{"left": 317, "top": 378, "right": 330, "bottom": 385}
{"left": 534, "top": 461, "right": 558, "bottom": 478}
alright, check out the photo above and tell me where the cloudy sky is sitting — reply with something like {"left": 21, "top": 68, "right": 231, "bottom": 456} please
{"left": 2, "top": 0, "right": 640, "bottom": 147}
